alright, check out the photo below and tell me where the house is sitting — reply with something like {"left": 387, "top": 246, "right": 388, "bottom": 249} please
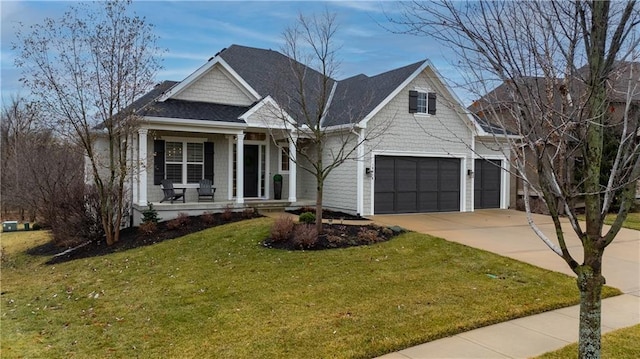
{"left": 119, "top": 44, "right": 510, "bottom": 224}
{"left": 469, "top": 62, "right": 640, "bottom": 213}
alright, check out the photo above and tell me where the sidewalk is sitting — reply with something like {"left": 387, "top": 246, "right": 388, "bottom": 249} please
{"left": 376, "top": 294, "right": 639, "bottom": 359}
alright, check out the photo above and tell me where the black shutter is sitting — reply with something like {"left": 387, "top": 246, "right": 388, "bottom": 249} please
{"left": 428, "top": 92, "right": 437, "bottom": 115}
{"left": 409, "top": 90, "right": 418, "bottom": 113}
{"left": 153, "top": 140, "right": 165, "bottom": 185}
{"left": 204, "top": 142, "right": 214, "bottom": 181}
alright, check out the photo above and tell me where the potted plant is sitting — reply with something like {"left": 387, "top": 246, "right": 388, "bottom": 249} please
{"left": 273, "top": 174, "right": 283, "bottom": 200}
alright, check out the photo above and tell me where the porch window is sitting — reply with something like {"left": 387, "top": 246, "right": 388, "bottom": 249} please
{"left": 280, "top": 146, "right": 290, "bottom": 173}
{"left": 165, "top": 141, "right": 204, "bottom": 184}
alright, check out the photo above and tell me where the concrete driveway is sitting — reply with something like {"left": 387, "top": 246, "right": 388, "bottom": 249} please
{"left": 371, "top": 209, "right": 640, "bottom": 296}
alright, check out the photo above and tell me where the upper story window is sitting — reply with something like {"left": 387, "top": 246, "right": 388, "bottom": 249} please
{"left": 409, "top": 90, "right": 437, "bottom": 115}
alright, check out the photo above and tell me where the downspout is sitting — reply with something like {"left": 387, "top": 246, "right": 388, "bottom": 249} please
{"left": 354, "top": 127, "right": 365, "bottom": 216}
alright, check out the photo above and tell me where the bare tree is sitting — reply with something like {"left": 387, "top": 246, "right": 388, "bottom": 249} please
{"left": 1, "top": 97, "right": 42, "bottom": 220}
{"left": 268, "top": 11, "right": 387, "bottom": 235}
{"left": 13, "top": 0, "right": 162, "bottom": 245}
{"left": 391, "top": 1, "right": 640, "bottom": 357}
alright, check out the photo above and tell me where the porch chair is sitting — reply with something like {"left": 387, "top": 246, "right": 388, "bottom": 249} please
{"left": 160, "top": 179, "right": 186, "bottom": 203}
{"left": 197, "top": 179, "right": 216, "bottom": 202}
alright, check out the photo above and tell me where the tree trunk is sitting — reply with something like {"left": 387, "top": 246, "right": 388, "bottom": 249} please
{"left": 316, "top": 181, "right": 323, "bottom": 235}
{"left": 576, "top": 257, "right": 605, "bottom": 358}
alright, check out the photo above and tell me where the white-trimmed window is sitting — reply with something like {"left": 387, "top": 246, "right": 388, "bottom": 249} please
{"left": 409, "top": 90, "right": 437, "bottom": 115}
{"left": 165, "top": 141, "right": 204, "bottom": 184}
{"left": 279, "top": 146, "right": 290, "bottom": 173}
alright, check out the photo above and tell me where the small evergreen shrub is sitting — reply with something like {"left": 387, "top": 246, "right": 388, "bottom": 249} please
{"left": 292, "top": 224, "right": 318, "bottom": 249}
{"left": 141, "top": 203, "right": 161, "bottom": 224}
{"left": 32, "top": 223, "right": 43, "bottom": 231}
{"left": 270, "top": 216, "right": 294, "bottom": 243}
{"left": 299, "top": 212, "right": 315, "bottom": 224}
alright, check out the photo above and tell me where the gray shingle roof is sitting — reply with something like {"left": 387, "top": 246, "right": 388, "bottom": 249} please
{"left": 324, "top": 61, "right": 425, "bottom": 126}
{"left": 130, "top": 81, "right": 249, "bottom": 123}
{"left": 219, "top": 45, "right": 333, "bottom": 125}
{"left": 130, "top": 45, "right": 440, "bottom": 128}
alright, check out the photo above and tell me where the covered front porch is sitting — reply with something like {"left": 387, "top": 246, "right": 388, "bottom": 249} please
{"left": 131, "top": 198, "right": 315, "bottom": 225}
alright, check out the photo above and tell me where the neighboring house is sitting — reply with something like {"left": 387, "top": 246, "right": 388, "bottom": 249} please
{"left": 470, "top": 62, "right": 640, "bottom": 213}
{"left": 115, "top": 44, "right": 510, "bottom": 224}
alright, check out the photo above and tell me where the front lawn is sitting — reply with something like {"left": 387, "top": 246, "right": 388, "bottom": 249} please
{"left": 1, "top": 218, "right": 621, "bottom": 358}
{"left": 607, "top": 211, "right": 640, "bottom": 231}
{"left": 536, "top": 324, "right": 640, "bottom": 359}
{"left": 578, "top": 211, "right": 640, "bottom": 231}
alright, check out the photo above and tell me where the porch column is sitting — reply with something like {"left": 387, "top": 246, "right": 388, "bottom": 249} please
{"left": 131, "top": 134, "right": 138, "bottom": 205}
{"left": 288, "top": 134, "right": 297, "bottom": 202}
{"left": 138, "top": 128, "right": 148, "bottom": 206}
{"left": 236, "top": 132, "right": 245, "bottom": 204}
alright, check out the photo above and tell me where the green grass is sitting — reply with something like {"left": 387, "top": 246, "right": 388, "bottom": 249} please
{"left": 1, "top": 218, "right": 621, "bottom": 358}
{"left": 606, "top": 212, "right": 640, "bottom": 231}
{"left": 578, "top": 212, "right": 640, "bottom": 231}
{"left": 535, "top": 324, "right": 640, "bottom": 358}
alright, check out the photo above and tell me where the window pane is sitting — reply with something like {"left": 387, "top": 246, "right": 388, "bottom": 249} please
{"left": 166, "top": 142, "right": 183, "bottom": 162}
{"left": 417, "top": 92, "right": 427, "bottom": 113}
{"left": 166, "top": 164, "right": 182, "bottom": 182}
{"left": 187, "top": 143, "right": 203, "bottom": 162}
{"left": 281, "top": 147, "right": 289, "bottom": 171}
{"left": 187, "top": 164, "right": 203, "bottom": 183}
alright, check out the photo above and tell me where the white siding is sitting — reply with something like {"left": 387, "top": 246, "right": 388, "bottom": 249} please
{"left": 244, "top": 101, "right": 286, "bottom": 128}
{"left": 363, "top": 67, "right": 475, "bottom": 215}
{"left": 173, "top": 65, "right": 254, "bottom": 106}
{"left": 321, "top": 133, "right": 359, "bottom": 214}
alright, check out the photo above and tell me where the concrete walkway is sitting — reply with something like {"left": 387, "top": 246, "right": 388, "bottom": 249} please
{"left": 371, "top": 209, "right": 640, "bottom": 358}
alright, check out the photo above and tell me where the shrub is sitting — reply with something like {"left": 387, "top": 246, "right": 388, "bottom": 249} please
{"left": 49, "top": 184, "right": 104, "bottom": 247}
{"left": 299, "top": 211, "right": 316, "bottom": 224}
{"left": 32, "top": 223, "right": 43, "bottom": 231}
{"left": 243, "top": 208, "right": 256, "bottom": 219}
{"left": 221, "top": 206, "right": 234, "bottom": 221}
{"left": 327, "top": 235, "right": 343, "bottom": 247}
{"left": 358, "top": 227, "right": 380, "bottom": 244}
{"left": 202, "top": 211, "right": 216, "bottom": 225}
{"left": 292, "top": 224, "right": 318, "bottom": 249}
{"left": 167, "top": 212, "right": 190, "bottom": 230}
{"left": 141, "top": 203, "right": 161, "bottom": 224}
{"left": 138, "top": 221, "right": 157, "bottom": 235}
{"left": 270, "top": 216, "right": 294, "bottom": 243}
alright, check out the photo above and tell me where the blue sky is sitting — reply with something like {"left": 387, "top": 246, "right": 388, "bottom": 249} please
{"left": 1, "top": 1, "right": 471, "bottom": 104}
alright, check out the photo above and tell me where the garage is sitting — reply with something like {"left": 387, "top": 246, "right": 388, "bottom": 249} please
{"left": 474, "top": 159, "right": 501, "bottom": 209}
{"left": 374, "top": 156, "right": 461, "bottom": 214}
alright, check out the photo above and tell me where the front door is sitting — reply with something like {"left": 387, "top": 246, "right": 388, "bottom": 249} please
{"left": 244, "top": 145, "right": 259, "bottom": 197}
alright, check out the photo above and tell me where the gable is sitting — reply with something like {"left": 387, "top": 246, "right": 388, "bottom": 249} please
{"left": 365, "top": 66, "right": 474, "bottom": 154}
{"left": 172, "top": 64, "right": 255, "bottom": 106}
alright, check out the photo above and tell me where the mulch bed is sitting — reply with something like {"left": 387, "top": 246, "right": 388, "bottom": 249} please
{"left": 263, "top": 223, "right": 405, "bottom": 250}
{"left": 30, "top": 211, "right": 261, "bottom": 265}
{"left": 286, "top": 207, "right": 367, "bottom": 221}
{"left": 27, "top": 209, "right": 405, "bottom": 264}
